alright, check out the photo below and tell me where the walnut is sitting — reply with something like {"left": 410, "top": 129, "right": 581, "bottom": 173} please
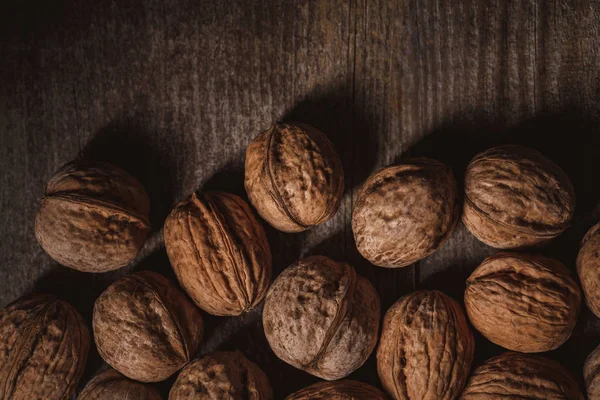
{"left": 35, "top": 160, "right": 151, "bottom": 272}
{"left": 169, "top": 351, "right": 272, "bottom": 400}
{"left": 352, "top": 158, "right": 459, "bottom": 268}
{"left": 465, "top": 252, "right": 581, "bottom": 353}
{"left": 262, "top": 256, "right": 380, "bottom": 380}
{"left": 285, "top": 380, "right": 388, "bottom": 400}
{"left": 245, "top": 122, "right": 344, "bottom": 232}
{"left": 577, "top": 221, "right": 600, "bottom": 318}
{"left": 460, "top": 352, "right": 584, "bottom": 399}
{"left": 463, "top": 145, "right": 575, "bottom": 249}
{"left": 377, "top": 290, "right": 474, "bottom": 400}
{"left": 585, "top": 344, "right": 600, "bottom": 399}
{"left": 164, "top": 191, "right": 271, "bottom": 316}
{"left": 0, "top": 294, "right": 90, "bottom": 400}
{"left": 79, "top": 368, "right": 163, "bottom": 400}
{"left": 93, "top": 271, "right": 203, "bottom": 382}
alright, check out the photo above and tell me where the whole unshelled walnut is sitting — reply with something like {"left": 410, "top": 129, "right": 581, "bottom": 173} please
{"left": 352, "top": 159, "right": 459, "bottom": 268}
{"left": 263, "top": 256, "right": 380, "bottom": 380}
{"left": 285, "top": 380, "right": 388, "bottom": 400}
{"left": 577, "top": 221, "right": 600, "bottom": 319}
{"left": 164, "top": 191, "right": 271, "bottom": 316}
{"left": 0, "top": 294, "right": 90, "bottom": 400}
{"left": 35, "top": 160, "right": 151, "bottom": 272}
{"left": 464, "top": 252, "right": 581, "bottom": 353}
{"left": 460, "top": 352, "right": 584, "bottom": 399}
{"left": 79, "top": 368, "right": 163, "bottom": 400}
{"left": 585, "top": 344, "right": 600, "bottom": 400}
{"left": 377, "top": 290, "right": 474, "bottom": 400}
{"left": 93, "top": 271, "right": 203, "bottom": 382}
{"left": 169, "top": 351, "right": 273, "bottom": 400}
{"left": 245, "top": 122, "right": 344, "bottom": 232}
{"left": 463, "top": 145, "right": 575, "bottom": 249}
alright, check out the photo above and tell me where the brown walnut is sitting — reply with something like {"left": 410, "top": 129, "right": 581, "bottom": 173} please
{"left": 577, "top": 221, "right": 600, "bottom": 319}
{"left": 352, "top": 159, "right": 459, "bottom": 268}
{"left": 585, "top": 344, "right": 600, "bottom": 400}
{"left": 262, "top": 256, "right": 380, "bottom": 380}
{"left": 460, "top": 352, "right": 584, "bottom": 399}
{"left": 169, "top": 351, "right": 272, "bottom": 400}
{"left": 464, "top": 252, "right": 581, "bottom": 353}
{"left": 93, "top": 271, "right": 203, "bottom": 382}
{"left": 0, "top": 294, "right": 90, "bottom": 400}
{"left": 377, "top": 290, "right": 474, "bottom": 400}
{"left": 463, "top": 145, "right": 575, "bottom": 249}
{"left": 35, "top": 160, "right": 151, "bottom": 272}
{"left": 285, "top": 380, "right": 388, "bottom": 400}
{"left": 245, "top": 122, "right": 344, "bottom": 232}
{"left": 79, "top": 368, "right": 163, "bottom": 400}
{"left": 164, "top": 191, "right": 271, "bottom": 316}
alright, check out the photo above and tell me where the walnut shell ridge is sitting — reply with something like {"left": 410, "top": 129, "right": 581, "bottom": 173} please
{"left": 79, "top": 368, "right": 163, "bottom": 400}
{"left": 585, "top": 344, "right": 600, "bottom": 400}
{"left": 463, "top": 145, "right": 575, "bottom": 249}
{"left": 245, "top": 122, "right": 344, "bottom": 232}
{"left": 0, "top": 293, "right": 90, "bottom": 400}
{"left": 465, "top": 252, "right": 581, "bottom": 353}
{"left": 460, "top": 352, "right": 584, "bottom": 399}
{"left": 169, "top": 350, "right": 272, "bottom": 400}
{"left": 164, "top": 191, "right": 272, "bottom": 316}
{"left": 35, "top": 160, "right": 151, "bottom": 272}
{"left": 352, "top": 158, "right": 459, "bottom": 268}
{"left": 377, "top": 290, "right": 474, "bottom": 400}
{"left": 285, "top": 380, "right": 388, "bottom": 400}
{"left": 263, "top": 255, "right": 380, "bottom": 380}
{"left": 577, "top": 221, "right": 600, "bottom": 319}
{"left": 93, "top": 271, "right": 203, "bottom": 382}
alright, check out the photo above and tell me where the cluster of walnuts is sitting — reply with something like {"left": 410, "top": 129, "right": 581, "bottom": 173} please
{"left": 0, "top": 121, "right": 598, "bottom": 399}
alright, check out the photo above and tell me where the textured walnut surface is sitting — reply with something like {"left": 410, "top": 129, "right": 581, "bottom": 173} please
{"left": 463, "top": 145, "right": 575, "bottom": 249}
{"left": 585, "top": 344, "right": 600, "bottom": 400}
{"left": 377, "top": 290, "right": 474, "bottom": 400}
{"left": 93, "top": 271, "right": 203, "bottom": 382}
{"left": 0, "top": 294, "right": 90, "bottom": 400}
{"left": 35, "top": 160, "right": 151, "bottom": 272}
{"left": 352, "top": 158, "right": 458, "bottom": 268}
{"left": 164, "top": 191, "right": 271, "bottom": 316}
{"left": 285, "top": 380, "right": 388, "bottom": 400}
{"left": 460, "top": 352, "right": 584, "bottom": 399}
{"left": 262, "top": 255, "right": 380, "bottom": 380}
{"left": 465, "top": 252, "right": 581, "bottom": 353}
{"left": 79, "top": 368, "right": 163, "bottom": 400}
{"left": 169, "top": 351, "right": 272, "bottom": 400}
{"left": 577, "top": 221, "right": 600, "bottom": 319}
{"left": 245, "top": 122, "right": 344, "bottom": 232}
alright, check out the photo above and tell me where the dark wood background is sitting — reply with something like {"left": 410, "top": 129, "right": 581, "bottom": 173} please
{"left": 2, "top": 0, "right": 600, "bottom": 398}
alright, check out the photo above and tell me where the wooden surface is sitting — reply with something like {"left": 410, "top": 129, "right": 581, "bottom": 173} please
{"left": 2, "top": 0, "right": 600, "bottom": 397}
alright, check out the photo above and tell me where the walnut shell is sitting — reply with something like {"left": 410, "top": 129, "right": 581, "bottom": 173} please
{"left": 169, "top": 351, "right": 272, "bottom": 400}
{"left": 464, "top": 252, "right": 581, "bottom": 353}
{"left": 0, "top": 293, "right": 90, "bottom": 400}
{"left": 377, "top": 290, "right": 474, "bottom": 400}
{"left": 585, "top": 344, "right": 600, "bottom": 399}
{"left": 285, "top": 380, "right": 388, "bottom": 400}
{"left": 577, "top": 221, "right": 600, "bottom": 319}
{"left": 35, "top": 160, "right": 151, "bottom": 272}
{"left": 164, "top": 191, "right": 272, "bottom": 316}
{"left": 460, "top": 352, "right": 584, "bottom": 399}
{"left": 262, "top": 256, "right": 380, "bottom": 380}
{"left": 79, "top": 368, "right": 163, "bottom": 400}
{"left": 245, "top": 122, "right": 344, "bottom": 232}
{"left": 93, "top": 271, "right": 203, "bottom": 382}
{"left": 352, "top": 159, "right": 459, "bottom": 268}
{"left": 463, "top": 145, "right": 575, "bottom": 249}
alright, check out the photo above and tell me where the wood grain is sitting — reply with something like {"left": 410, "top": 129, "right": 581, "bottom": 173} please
{"left": 2, "top": 0, "right": 600, "bottom": 397}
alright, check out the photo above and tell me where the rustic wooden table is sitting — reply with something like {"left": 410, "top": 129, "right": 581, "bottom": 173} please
{"left": 2, "top": 0, "right": 600, "bottom": 398}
